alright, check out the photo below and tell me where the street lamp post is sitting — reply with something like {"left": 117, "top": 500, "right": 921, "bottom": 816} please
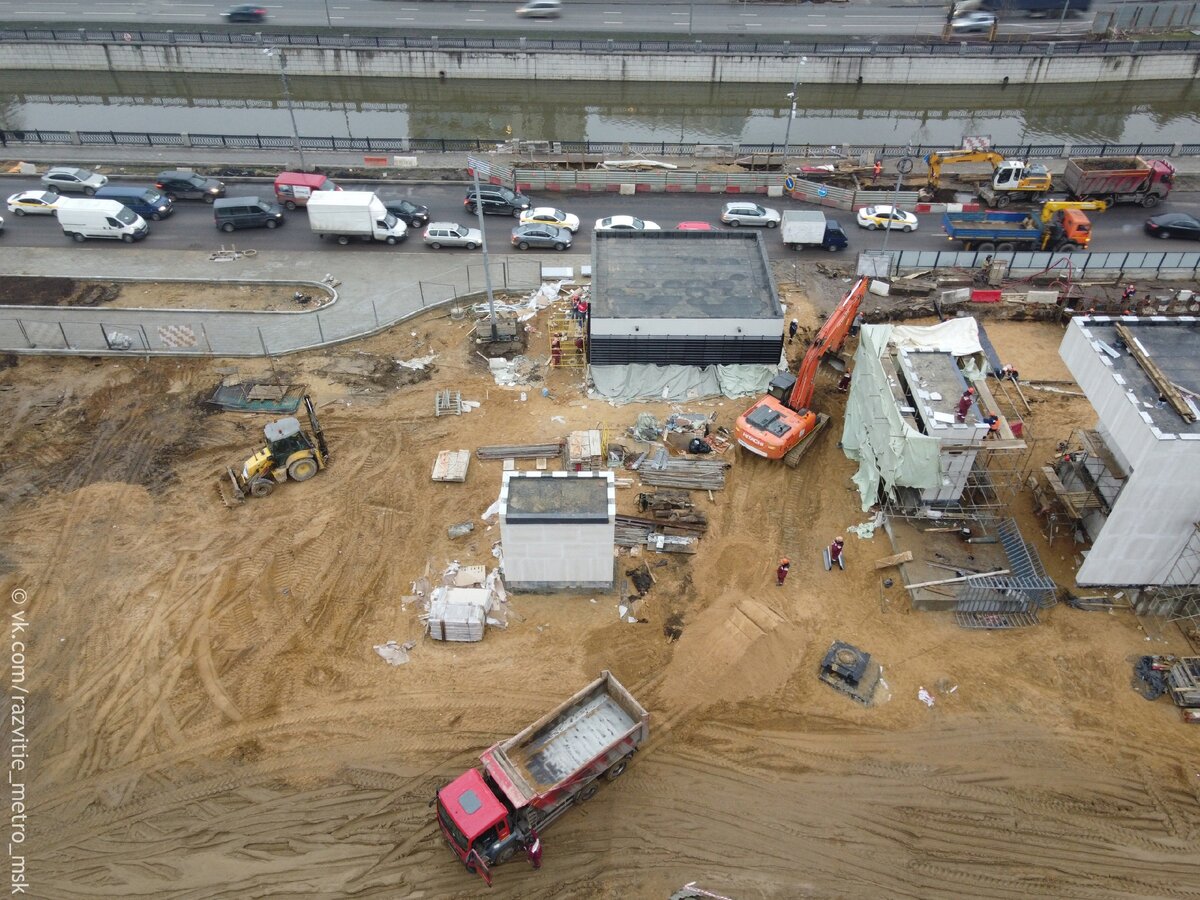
{"left": 265, "top": 48, "right": 306, "bottom": 171}
{"left": 780, "top": 57, "right": 807, "bottom": 171}
{"left": 880, "top": 155, "right": 915, "bottom": 260}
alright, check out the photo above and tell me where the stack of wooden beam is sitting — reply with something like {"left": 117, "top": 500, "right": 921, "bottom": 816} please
{"left": 615, "top": 514, "right": 707, "bottom": 548}
{"left": 639, "top": 459, "right": 729, "bottom": 490}
{"left": 476, "top": 441, "right": 564, "bottom": 460}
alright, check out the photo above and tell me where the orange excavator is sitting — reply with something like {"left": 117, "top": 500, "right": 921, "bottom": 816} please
{"left": 734, "top": 277, "right": 868, "bottom": 467}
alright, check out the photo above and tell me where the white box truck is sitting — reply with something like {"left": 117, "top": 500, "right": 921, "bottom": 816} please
{"left": 57, "top": 199, "right": 149, "bottom": 243}
{"left": 307, "top": 191, "right": 407, "bottom": 245}
{"left": 780, "top": 210, "right": 848, "bottom": 252}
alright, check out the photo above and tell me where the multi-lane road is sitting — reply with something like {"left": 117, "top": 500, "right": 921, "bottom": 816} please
{"left": 0, "top": 0, "right": 1159, "bottom": 38}
{"left": 1, "top": 177, "right": 1192, "bottom": 256}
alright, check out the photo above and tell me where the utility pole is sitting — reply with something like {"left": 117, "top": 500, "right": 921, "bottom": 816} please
{"left": 265, "top": 48, "right": 306, "bottom": 170}
{"left": 471, "top": 165, "right": 499, "bottom": 341}
{"left": 780, "top": 56, "right": 807, "bottom": 171}
{"left": 880, "top": 155, "right": 915, "bottom": 260}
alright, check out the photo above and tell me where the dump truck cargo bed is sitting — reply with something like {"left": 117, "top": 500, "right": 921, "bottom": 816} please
{"left": 481, "top": 670, "right": 649, "bottom": 810}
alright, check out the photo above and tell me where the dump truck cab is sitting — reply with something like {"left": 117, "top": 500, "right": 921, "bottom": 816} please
{"left": 436, "top": 768, "right": 531, "bottom": 886}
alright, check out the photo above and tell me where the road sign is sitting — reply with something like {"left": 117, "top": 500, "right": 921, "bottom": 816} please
{"left": 784, "top": 176, "right": 795, "bottom": 192}
{"left": 897, "top": 157, "right": 915, "bottom": 175}
{"left": 817, "top": 187, "right": 829, "bottom": 198}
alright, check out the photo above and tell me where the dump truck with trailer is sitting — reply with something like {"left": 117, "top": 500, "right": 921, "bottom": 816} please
{"left": 1062, "top": 157, "right": 1175, "bottom": 208}
{"left": 941, "top": 202, "right": 1104, "bottom": 252}
{"left": 306, "top": 190, "right": 407, "bottom": 245}
{"left": 780, "top": 210, "right": 848, "bottom": 251}
{"left": 435, "top": 670, "right": 649, "bottom": 886}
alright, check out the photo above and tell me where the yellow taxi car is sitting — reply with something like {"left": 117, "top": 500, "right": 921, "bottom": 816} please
{"left": 518, "top": 206, "right": 580, "bottom": 233}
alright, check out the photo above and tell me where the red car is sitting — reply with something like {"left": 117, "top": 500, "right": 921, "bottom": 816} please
{"left": 675, "top": 221, "right": 716, "bottom": 231}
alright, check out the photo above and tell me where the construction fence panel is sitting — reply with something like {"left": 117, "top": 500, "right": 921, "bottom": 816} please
{"left": 788, "top": 179, "right": 856, "bottom": 210}
{"left": 890, "top": 249, "right": 1200, "bottom": 277}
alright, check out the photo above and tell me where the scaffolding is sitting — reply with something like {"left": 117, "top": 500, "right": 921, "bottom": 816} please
{"left": 1030, "top": 428, "right": 1127, "bottom": 545}
{"left": 1139, "top": 522, "right": 1200, "bottom": 649}
{"left": 885, "top": 439, "right": 1037, "bottom": 520}
{"left": 547, "top": 290, "right": 589, "bottom": 372}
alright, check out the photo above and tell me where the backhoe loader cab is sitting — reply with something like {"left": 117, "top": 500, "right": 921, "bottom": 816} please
{"left": 222, "top": 395, "right": 329, "bottom": 504}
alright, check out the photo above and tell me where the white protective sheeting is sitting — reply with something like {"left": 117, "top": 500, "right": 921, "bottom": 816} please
{"left": 589, "top": 364, "right": 776, "bottom": 404}
{"left": 889, "top": 318, "right": 983, "bottom": 357}
{"left": 841, "top": 324, "right": 944, "bottom": 511}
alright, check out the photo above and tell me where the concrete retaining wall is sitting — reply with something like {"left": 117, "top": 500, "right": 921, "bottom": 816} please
{"left": 1, "top": 41, "right": 1198, "bottom": 85}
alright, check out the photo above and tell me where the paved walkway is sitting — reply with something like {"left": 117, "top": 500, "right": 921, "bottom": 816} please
{"left": 0, "top": 246, "right": 560, "bottom": 355}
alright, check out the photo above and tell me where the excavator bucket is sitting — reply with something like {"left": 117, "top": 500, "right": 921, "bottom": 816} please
{"left": 218, "top": 467, "right": 246, "bottom": 507}
{"left": 303, "top": 394, "right": 331, "bottom": 463}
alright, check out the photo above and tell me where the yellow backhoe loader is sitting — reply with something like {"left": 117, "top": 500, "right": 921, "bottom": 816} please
{"left": 221, "top": 395, "right": 329, "bottom": 505}
{"left": 925, "top": 150, "right": 1053, "bottom": 207}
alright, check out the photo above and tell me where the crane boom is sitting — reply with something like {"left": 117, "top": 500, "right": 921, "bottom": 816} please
{"left": 788, "top": 278, "right": 868, "bottom": 411}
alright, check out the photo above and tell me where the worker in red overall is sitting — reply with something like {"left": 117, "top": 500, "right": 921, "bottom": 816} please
{"left": 550, "top": 336, "right": 562, "bottom": 367}
{"left": 956, "top": 387, "right": 975, "bottom": 423}
{"left": 776, "top": 558, "right": 791, "bottom": 587}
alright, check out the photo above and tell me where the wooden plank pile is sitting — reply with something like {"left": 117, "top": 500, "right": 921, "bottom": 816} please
{"left": 637, "top": 490, "right": 709, "bottom": 528}
{"left": 615, "top": 513, "right": 706, "bottom": 548}
{"left": 476, "top": 440, "right": 564, "bottom": 460}
{"left": 639, "top": 459, "right": 730, "bottom": 491}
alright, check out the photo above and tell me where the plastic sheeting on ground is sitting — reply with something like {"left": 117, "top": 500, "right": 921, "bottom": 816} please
{"left": 841, "top": 324, "right": 943, "bottom": 511}
{"left": 889, "top": 318, "right": 982, "bottom": 356}
{"left": 589, "top": 364, "right": 776, "bottom": 404}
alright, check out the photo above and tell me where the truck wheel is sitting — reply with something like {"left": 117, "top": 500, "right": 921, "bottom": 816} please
{"left": 337, "top": 235, "right": 350, "bottom": 246}
{"left": 977, "top": 241, "right": 995, "bottom": 252}
{"left": 1059, "top": 242, "right": 1079, "bottom": 252}
{"left": 827, "top": 244, "right": 839, "bottom": 252}
{"left": 121, "top": 233, "right": 134, "bottom": 243}
{"left": 285, "top": 200, "right": 297, "bottom": 210}
{"left": 993, "top": 195, "right": 1010, "bottom": 208}
{"left": 495, "top": 844, "right": 517, "bottom": 864}
{"left": 222, "top": 223, "right": 236, "bottom": 233}
{"left": 288, "top": 457, "right": 319, "bottom": 482}
{"left": 577, "top": 782, "right": 599, "bottom": 803}
{"left": 997, "top": 242, "right": 1014, "bottom": 252}
{"left": 386, "top": 236, "right": 398, "bottom": 245}
{"left": 604, "top": 757, "right": 630, "bottom": 781}
{"left": 249, "top": 478, "right": 275, "bottom": 498}
{"left": 72, "top": 233, "right": 86, "bottom": 243}
{"left": 1142, "top": 195, "right": 1160, "bottom": 209}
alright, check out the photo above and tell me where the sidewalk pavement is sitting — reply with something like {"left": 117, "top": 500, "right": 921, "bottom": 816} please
{"left": 0, "top": 245, "right": 558, "bottom": 356}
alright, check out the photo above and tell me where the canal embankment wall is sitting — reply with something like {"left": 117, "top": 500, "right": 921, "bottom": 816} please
{"left": 0, "top": 39, "right": 1198, "bottom": 86}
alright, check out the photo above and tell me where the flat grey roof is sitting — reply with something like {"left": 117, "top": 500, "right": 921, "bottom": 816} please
{"left": 591, "top": 231, "right": 781, "bottom": 320}
{"left": 1084, "top": 319, "right": 1200, "bottom": 436}
{"left": 504, "top": 474, "right": 612, "bottom": 523}
{"left": 900, "top": 349, "right": 979, "bottom": 425}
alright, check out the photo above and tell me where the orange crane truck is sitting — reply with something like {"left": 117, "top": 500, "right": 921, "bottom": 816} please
{"left": 734, "top": 277, "right": 868, "bottom": 467}
{"left": 434, "top": 671, "right": 649, "bottom": 886}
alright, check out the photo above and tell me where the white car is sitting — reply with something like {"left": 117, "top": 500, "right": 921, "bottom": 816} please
{"left": 952, "top": 11, "right": 996, "bottom": 32}
{"left": 519, "top": 206, "right": 580, "bottom": 233}
{"left": 41, "top": 166, "right": 108, "bottom": 195}
{"left": 856, "top": 205, "right": 919, "bottom": 232}
{"left": 720, "top": 202, "right": 781, "bottom": 228}
{"left": 594, "top": 215, "right": 661, "bottom": 232}
{"left": 6, "top": 190, "right": 64, "bottom": 216}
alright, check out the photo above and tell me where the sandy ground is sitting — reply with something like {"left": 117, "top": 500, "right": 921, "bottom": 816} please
{"left": 0, "top": 276, "right": 330, "bottom": 312}
{"left": 3, "top": 281, "right": 1200, "bottom": 900}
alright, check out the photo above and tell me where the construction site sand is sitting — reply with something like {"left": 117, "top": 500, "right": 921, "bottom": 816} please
{"left": 3, "top": 296, "right": 1199, "bottom": 900}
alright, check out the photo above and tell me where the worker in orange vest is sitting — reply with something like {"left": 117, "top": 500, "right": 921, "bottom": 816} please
{"left": 872, "top": 160, "right": 882, "bottom": 184}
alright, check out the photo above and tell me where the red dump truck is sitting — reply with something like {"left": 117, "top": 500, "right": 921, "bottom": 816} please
{"left": 1062, "top": 156, "right": 1175, "bottom": 208}
{"left": 435, "top": 670, "right": 649, "bottom": 886}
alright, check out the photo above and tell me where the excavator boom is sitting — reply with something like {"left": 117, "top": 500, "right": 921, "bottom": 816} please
{"left": 788, "top": 277, "right": 869, "bottom": 411}
{"left": 925, "top": 150, "right": 1004, "bottom": 188}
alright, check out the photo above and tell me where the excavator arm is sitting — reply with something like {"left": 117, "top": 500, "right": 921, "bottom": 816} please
{"left": 787, "top": 277, "right": 869, "bottom": 412}
{"left": 925, "top": 150, "right": 1005, "bottom": 188}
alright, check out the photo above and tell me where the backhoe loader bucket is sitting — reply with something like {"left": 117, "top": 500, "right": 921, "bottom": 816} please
{"left": 219, "top": 467, "right": 246, "bottom": 507}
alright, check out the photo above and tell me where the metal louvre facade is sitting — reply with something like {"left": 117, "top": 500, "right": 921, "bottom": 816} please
{"left": 588, "top": 334, "right": 782, "bottom": 367}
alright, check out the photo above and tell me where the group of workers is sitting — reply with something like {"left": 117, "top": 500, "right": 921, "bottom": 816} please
{"left": 776, "top": 537, "right": 845, "bottom": 586}
{"left": 550, "top": 289, "right": 590, "bottom": 367}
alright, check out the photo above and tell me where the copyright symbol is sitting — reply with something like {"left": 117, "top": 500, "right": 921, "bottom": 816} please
{"left": 11, "top": 589, "right": 27, "bottom": 604}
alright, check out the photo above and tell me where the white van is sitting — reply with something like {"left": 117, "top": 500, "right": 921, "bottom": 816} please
{"left": 57, "top": 199, "right": 149, "bottom": 243}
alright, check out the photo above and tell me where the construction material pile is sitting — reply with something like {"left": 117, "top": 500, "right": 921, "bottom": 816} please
{"left": 639, "top": 458, "right": 730, "bottom": 491}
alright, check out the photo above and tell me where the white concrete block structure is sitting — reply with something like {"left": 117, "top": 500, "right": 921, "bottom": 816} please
{"left": 1059, "top": 316, "right": 1200, "bottom": 587}
{"left": 499, "top": 471, "right": 616, "bottom": 592}
{"left": 588, "top": 231, "right": 782, "bottom": 367}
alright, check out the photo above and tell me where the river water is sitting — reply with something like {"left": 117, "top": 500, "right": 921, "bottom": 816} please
{"left": 2, "top": 69, "right": 1198, "bottom": 147}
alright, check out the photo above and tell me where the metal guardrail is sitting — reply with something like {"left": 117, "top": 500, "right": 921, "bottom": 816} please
{"left": 2, "top": 130, "right": 1198, "bottom": 161}
{"left": 888, "top": 249, "right": 1200, "bottom": 279}
{"left": 1, "top": 27, "right": 1199, "bottom": 58}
